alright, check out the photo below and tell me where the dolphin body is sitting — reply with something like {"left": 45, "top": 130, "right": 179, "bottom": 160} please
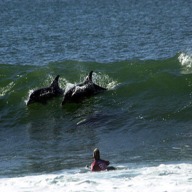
{"left": 27, "top": 75, "right": 64, "bottom": 105}
{"left": 62, "top": 71, "right": 107, "bottom": 105}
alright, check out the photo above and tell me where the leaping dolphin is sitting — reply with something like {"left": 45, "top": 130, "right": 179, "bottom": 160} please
{"left": 27, "top": 75, "right": 64, "bottom": 105}
{"left": 62, "top": 71, "right": 107, "bottom": 105}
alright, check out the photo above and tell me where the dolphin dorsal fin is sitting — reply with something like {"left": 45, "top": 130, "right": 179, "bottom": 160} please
{"left": 51, "top": 75, "right": 60, "bottom": 87}
{"left": 85, "top": 71, "right": 93, "bottom": 82}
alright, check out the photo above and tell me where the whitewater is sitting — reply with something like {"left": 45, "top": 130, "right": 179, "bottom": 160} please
{"left": 1, "top": 163, "right": 192, "bottom": 192}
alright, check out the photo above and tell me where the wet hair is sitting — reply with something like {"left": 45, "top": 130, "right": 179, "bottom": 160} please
{"left": 93, "top": 148, "right": 100, "bottom": 160}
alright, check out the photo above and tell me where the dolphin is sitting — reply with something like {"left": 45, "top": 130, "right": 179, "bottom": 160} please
{"left": 62, "top": 71, "right": 107, "bottom": 105}
{"left": 27, "top": 75, "right": 64, "bottom": 105}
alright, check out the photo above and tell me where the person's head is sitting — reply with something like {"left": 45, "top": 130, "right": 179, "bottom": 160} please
{"left": 93, "top": 148, "right": 100, "bottom": 160}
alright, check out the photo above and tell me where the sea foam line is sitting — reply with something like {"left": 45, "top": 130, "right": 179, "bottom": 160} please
{"left": 0, "top": 163, "right": 192, "bottom": 192}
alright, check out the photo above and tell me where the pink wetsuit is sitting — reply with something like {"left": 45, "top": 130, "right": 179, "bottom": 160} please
{"left": 91, "top": 159, "right": 110, "bottom": 171}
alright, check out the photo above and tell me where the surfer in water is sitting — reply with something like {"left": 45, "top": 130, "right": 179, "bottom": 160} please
{"left": 90, "top": 148, "right": 115, "bottom": 171}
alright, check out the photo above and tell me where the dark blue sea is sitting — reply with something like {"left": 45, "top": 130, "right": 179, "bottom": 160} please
{"left": 1, "top": 0, "right": 192, "bottom": 191}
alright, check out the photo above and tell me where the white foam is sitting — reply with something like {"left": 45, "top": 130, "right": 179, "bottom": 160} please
{"left": 178, "top": 52, "right": 192, "bottom": 74}
{"left": 0, "top": 82, "right": 15, "bottom": 97}
{"left": 25, "top": 89, "right": 34, "bottom": 105}
{"left": 64, "top": 83, "right": 75, "bottom": 94}
{"left": 1, "top": 163, "right": 192, "bottom": 192}
{"left": 91, "top": 72, "right": 118, "bottom": 90}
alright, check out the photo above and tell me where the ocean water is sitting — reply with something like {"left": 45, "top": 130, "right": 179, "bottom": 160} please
{"left": 1, "top": 0, "right": 192, "bottom": 191}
